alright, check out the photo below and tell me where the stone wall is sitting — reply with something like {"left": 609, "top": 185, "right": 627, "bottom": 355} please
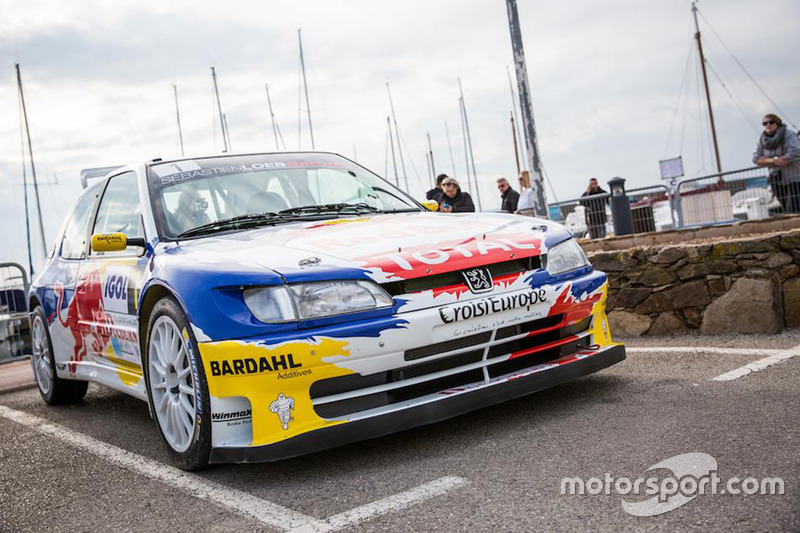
{"left": 586, "top": 230, "right": 800, "bottom": 336}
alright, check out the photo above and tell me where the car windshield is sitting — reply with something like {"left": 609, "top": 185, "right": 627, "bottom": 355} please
{"left": 148, "top": 153, "right": 420, "bottom": 238}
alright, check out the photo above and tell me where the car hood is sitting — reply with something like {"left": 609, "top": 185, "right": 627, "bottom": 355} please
{"left": 167, "top": 212, "right": 571, "bottom": 283}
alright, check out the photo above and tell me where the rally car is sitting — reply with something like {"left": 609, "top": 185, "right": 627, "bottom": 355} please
{"left": 29, "top": 152, "right": 625, "bottom": 469}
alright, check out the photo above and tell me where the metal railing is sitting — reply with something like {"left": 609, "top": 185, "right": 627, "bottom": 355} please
{"left": 537, "top": 165, "right": 795, "bottom": 239}
{"left": 676, "top": 166, "right": 780, "bottom": 228}
{"left": 543, "top": 184, "right": 674, "bottom": 239}
{"left": 0, "top": 263, "right": 30, "bottom": 365}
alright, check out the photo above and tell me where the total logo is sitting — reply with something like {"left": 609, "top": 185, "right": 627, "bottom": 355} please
{"left": 360, "top": 235, "right": 543, "bottom": 280}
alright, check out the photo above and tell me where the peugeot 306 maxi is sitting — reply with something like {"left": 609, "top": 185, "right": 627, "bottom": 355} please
{"left": 28, "top": 152, "right": 625, "bottom": 469}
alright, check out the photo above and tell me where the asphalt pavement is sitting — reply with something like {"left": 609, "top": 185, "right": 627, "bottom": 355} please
{"left": 1, "top": 330, "right": 798, "bottom": 532}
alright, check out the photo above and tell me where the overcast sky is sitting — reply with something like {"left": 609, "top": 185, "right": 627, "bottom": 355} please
{"left": 1, "top": 0, "right": 798, "bottom": 272}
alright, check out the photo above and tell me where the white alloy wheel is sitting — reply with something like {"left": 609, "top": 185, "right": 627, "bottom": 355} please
{"left": 148, "top": 315, "right": 197, "bottom": 453}
{"left": 31, "top": 314, "right": 52, "bottom": 395}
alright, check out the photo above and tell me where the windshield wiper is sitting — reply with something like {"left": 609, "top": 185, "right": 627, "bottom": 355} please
{"left": 176, "top": 212, "right": 291, "bottom": 238}
{"left": 279, "top": 203, "right": 383, "bottom": 216}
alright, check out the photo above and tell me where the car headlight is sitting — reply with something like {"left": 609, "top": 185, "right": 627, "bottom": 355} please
{"left": 545, "top": 238, "right": 590, "bottom": 276}
{"left": 243, "top": 280, "right": 394, "bottom": 323}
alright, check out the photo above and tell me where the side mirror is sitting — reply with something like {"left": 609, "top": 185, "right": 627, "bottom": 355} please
{"left": 91, "top": 233, "right": 146, "bottom": 253}
{"left": 422, "top": 200, "right": 439, "bottom": 212}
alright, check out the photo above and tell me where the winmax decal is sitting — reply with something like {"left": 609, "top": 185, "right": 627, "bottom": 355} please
{"left": 211, "top": 409, "right": 252, "bottom": 423}
{"left": 209, "top": 353, "right": 301, "bottom": 376}
{"left": 439, "top": 288, "right": 547, "bottom": 324}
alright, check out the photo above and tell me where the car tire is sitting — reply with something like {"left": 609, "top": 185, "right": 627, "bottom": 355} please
{"left": 30, "top": 305, "right": 89, "bottom": 405}
{"left": 143, "top": 297, "right": 211, "bottom": 471}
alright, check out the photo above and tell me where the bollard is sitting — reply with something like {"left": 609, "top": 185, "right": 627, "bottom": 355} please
{"left": 608, "top": 177, "right": 634, "bottom": 236}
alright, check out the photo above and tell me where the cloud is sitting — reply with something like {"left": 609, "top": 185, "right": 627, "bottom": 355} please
{"left": 0, "top": 0, "right": 798, "bottom": 269}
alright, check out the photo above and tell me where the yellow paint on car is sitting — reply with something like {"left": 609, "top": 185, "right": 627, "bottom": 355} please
{"left": 199, "top": 337, "right": 353, "bottom": 447}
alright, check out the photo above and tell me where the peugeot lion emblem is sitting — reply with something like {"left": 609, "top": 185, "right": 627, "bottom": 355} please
{"left": 462, "top": 266, "right": 493, "bottom": 294}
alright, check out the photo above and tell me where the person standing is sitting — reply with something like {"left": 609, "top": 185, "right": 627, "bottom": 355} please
{"left": 426, "top": 174, "right": 448, "bottom": 203}
{"left": 516, "top": 171, "right": 535, "bottom": 215}
{"left": 439, "top": 177, "right": 475, "bottom": 212}
{"left": 496, "top": 177, "right": 519, "bottom": 213}
{"left": 580, "top": 178, "right": 608, "bottom": 239}
{"left": 753, "top": 114, "right": 800, "bottom": 214}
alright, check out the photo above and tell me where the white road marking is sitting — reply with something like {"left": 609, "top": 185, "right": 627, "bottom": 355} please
{"left": 0, "top": 404, "right": 468, "bottom": 532}
{"left": 0, "top": 404, "right": 327, "bottom": 532}
{"left": 308, "top": 476, "right": 469, "bottom": 532}
{"left": 712, "top": 343, "right": 800, "bottom": 382}
{"left": 626, "top": 347, "right": 782, "bottom": 356}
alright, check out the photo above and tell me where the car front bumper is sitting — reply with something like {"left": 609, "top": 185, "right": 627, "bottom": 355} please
{"left": 208, "top": 343, "right": 625, "bottom": 463}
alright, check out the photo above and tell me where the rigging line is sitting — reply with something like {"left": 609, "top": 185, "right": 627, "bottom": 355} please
{"left": 538, "top": 160, "right": 558, "bottom": 203}
{"left": 397, "top": 130, "right": 424, "bottom": 190}
{"left": 699, "top": 35, "right": 760, "bottom": 129}
{"left": 697, "top": 9, "right": 796, "bottom": 129}
{"left": 664, "top": 35, "right": 695, "bottom": 157}
{"left": 704, "top": 60, "right": 759, "bottom": 133}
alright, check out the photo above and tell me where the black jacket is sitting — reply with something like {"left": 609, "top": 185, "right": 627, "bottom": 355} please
{"left": 580, "top": 187, "right": 608, "bottom": 222}
{"left": 426, "top": 188, "right": 443, "bottom": 202}
{"left": 501, "top": 187, "right": 520, "bottom": 213}
{"left": 440, "top": 190, "right": 475, "bottom": 212}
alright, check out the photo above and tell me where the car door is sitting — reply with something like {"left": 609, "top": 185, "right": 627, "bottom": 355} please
{"left": 79, "top": 171, "right": 148, "bottom": 391}
{"left": 44, "top": 183, "right": 103, "bottom": 372}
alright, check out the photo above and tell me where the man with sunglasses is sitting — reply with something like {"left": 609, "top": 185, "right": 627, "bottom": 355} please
{"left": 754, "top": 114, "right": 800, "bottom": 214}
{"left": 496, "top": 177, "right": 520, "bottom": 213}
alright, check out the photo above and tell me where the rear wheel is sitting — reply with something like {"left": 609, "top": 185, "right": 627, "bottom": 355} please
{"left": 143, "top": 298, "right": 211, "bottom": 470}
{"left": 30, "top": 306, "right": 88, "bottom": 404}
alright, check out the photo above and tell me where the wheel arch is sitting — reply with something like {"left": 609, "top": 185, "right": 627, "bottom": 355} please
{"left": 138, "top": 282, "right": 182, "bottom": 355}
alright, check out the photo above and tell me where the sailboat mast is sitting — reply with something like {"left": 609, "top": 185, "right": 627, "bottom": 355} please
{"left": 385, "top": 83, "right": 408, "bottom": 191}
{"left": 427, "top": 132, "right": 436, "bottom": 185}
{"left": 387, "top": 116, "right": 399, "bottom": 187}
{"left": 444, "top": 122, "right": 457, "bottom": 179}
{"left": 506, "top": 0, "right": 547, "bottom": 217}
{"left": 210, "top": 67, "right": 229, "bottom": 153}
{"left": 510, "top": 112, "right": 521, "bottom": 175}
{"left": 17, "top": 87, "right": 33, "bottom": 275}
{"left": 298, "top": 29, "right": 315, "bottom": 149}
{"left": 172, "top": 84, "right": 185, "bottom": 156}
{"left": 506, "top": 66, "right": 526, "bottom": 166}
{"left": 15, "top": 63, "right": 47, "bottom": 260}
{"left": 458, "top": 78, "right": 482, "bottom": 211}
{"left": 692, "top": 1, "right": 722, "bottom": 173}
{"left": 265, "top": 84, "right": 280, "bottom": 150}
{"left": 222, "top": 113, "right": 232, "bottom": 151}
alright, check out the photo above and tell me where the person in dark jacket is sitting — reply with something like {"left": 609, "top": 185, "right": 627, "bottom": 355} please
{"left": 580, "top": 178, "right": 608, "bottom": 239}
{"left": 425, "top": 174, "right": 448, "bottom": 203}
{"left": 439, "top": 177, "right": 475, "bottom": 212}
{"left": 497, "top": 177, "right": 519, "bottom": 213}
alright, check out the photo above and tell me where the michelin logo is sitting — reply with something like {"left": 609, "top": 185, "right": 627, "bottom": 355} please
{"left": 269, "top": 393, "right": 295, "bottom": 430}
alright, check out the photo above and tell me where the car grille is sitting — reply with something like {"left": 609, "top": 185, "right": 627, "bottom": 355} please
{"left": 381, "top": 257, "right": 541, "bottom": 296}
{"left": 309, "top": 314, "right": 593, "bottom": 419}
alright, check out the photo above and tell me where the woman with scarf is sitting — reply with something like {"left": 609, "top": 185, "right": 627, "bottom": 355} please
{"left": 754, "top": 114, "right": 800, "bottom": 214}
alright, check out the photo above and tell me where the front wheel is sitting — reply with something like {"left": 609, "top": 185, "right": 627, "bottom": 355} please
{"left": 144, "top": 298, "right": 211, "bottom": 470}
{"left": 30, "top": 306, "right": 88, "bottom": 405}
